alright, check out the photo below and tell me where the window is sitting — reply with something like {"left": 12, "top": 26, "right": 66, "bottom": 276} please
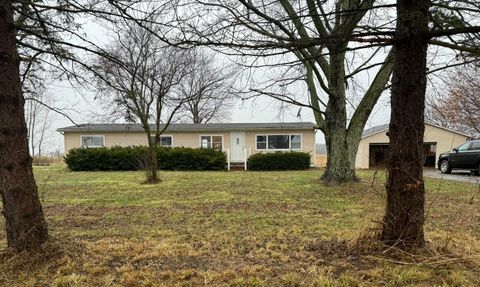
{"left": 256, "top": 134, "right": 302, "bottom": 150}
{"left": 457, "top": 142, "right": 470, "bottom": 151}
{"left": 469, "top": 141, "right": 480, "bottom": 151}
{"left": 268, "top": 135, "right": 289, "bottom": 149}
{"left": 291, "top": 135, "right": 301, "bottom": 149}
{"left": 200, "top": 135, "right": 223, "bottom": 150}
{"left": 151, "top": 135, "right": 173, "bottom": 147}
{"left": 81, "top": 135, "right": 104, "bottom": 148}
{"left": 256, "top": 135, "right": 267, "bottom": 149}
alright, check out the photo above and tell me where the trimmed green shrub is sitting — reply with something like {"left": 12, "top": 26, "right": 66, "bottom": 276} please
{"left": 247, "top": 152, "right": 311, "bottom": 171}
{"left": 64, "top": 146, "right": 227, "bottom": 171}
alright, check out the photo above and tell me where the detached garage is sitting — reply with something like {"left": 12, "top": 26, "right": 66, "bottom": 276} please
{"left": 355, "top": 122, "right": 470, "bottom": 169}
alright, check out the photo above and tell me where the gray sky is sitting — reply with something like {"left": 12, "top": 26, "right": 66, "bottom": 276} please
{"left": 46, "top": 77, "right": 392, "bottom": 154}
{"left": 30, "top": 0, "right": 467, "bottom": 155}
{"left": 40, "top": 16, "right": 395, "bottom": 154}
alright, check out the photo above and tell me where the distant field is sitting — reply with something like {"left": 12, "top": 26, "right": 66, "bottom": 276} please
{"left": 0, "top": 166, "right": 479, "bottom": 286}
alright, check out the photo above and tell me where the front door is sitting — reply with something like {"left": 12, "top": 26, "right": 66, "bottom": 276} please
{"left": 230, "top": 132, "right": 245, "bottom": 162}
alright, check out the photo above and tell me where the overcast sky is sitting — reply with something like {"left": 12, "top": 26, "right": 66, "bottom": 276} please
{"left": 45, "top": 77, "right": 392, "bottom": 155}
{"left": 38, "top": 14, "right": 395, "bottom": 154}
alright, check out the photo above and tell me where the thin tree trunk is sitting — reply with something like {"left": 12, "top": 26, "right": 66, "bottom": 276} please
{"left": 381, "top": 0, "right": 429, "bottom": 247}
{"left": 27, "top": 100, "right": 36, "bottom": 157}
{"left": 37, "top": 110, "right": 49, "bottom": 158}
{"left": 145, "top": 137, "right": 159, "bottom": 183}
{"left": 0, "top": 0, "right": 48, "bottom": 251}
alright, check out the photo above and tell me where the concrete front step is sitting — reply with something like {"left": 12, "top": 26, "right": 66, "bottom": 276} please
{"left": 229, "top": 162, "right": 246, "bottom": 171}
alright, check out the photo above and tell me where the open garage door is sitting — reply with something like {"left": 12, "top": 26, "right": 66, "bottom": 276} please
{"left": 424, "top": 142, "right": 436, "bottom": 167}
{"left": 369, "top": 144, "right": 389, "bottom": 168}
{"left": 368, "top": 142, "right": 437, "bottom": 168}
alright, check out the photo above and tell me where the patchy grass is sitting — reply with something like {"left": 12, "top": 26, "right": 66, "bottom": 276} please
{"left": 0, "top": 166, "right": 479, "bottom": 286}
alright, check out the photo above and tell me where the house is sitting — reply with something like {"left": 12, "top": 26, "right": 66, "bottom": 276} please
{"left": 356, "top": 122, "right": 470, "bottom": 169}
{"left": 57, "top": 122, "right": 318, "bottom": 168}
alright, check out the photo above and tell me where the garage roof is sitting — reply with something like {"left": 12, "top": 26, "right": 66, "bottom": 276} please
{"left": 361, "top": 122, "right": 471, "bottom": 139}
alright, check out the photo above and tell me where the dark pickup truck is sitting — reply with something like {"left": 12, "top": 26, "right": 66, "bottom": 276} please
{"left": 438, "top": 140, "right": 480, "bottom": 175}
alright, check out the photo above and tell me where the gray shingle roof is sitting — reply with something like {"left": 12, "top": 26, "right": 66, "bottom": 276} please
{"left": 362, "top": 124, "right": 389, "bottom": 138}
{"left": 57, "top": 122, "right": 318, "bottom": 133}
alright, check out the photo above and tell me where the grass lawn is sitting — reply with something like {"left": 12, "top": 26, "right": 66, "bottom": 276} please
{"left": 0, "top": 166, "right": 479, "bottom": 286}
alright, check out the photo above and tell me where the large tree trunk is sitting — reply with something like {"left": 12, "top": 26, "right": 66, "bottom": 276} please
{"left": 322, "top": 129, "right": 359, "bottom": 184}
{"left": 381, "top": 0, "right": 429, "bottom": 247}
{"left": 0, "top": 0, "right": 48, "bottom": 251}
{"left": 321, "top": 45, "right": 359, "bottom": 184}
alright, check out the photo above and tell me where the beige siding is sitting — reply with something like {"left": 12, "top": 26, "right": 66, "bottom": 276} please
{"left": 355, "top": 124, "right": 468, "bottom": 169}
{"left": 243, "top": 130, "right": 316, "bottom": 165}
{"left": 63, "top": 129, "right": 316, "bottom": 165}
{"left": 64, "top": 132, "right": 148, "bottom": 153}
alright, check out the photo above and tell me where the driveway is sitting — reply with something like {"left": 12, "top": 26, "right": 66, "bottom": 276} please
{"left": 424, "top": 169, "right": 480, "bottom": 184}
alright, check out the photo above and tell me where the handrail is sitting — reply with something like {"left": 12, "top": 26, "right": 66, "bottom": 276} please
{"left": 244, "top": 148, "right": 251, "bottom": 170}
{"left": 226, "top": 148, "right": 230, "bottom": 171}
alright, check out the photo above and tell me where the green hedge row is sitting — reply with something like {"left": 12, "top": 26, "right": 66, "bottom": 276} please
{"left": 247, "top": 152, "right": 311, "bottom": 171}
{"left": 64, "top": 146, "right": 227, "bottom": 171}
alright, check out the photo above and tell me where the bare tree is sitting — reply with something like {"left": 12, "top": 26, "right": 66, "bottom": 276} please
{"left": 25, "top": 87, "right": 54, "bottom": 157}
{"left": 427, "top": 64, "right": 480, "bottom": 139}
{"left": 164, "top": 0, "right": 396, "bottom": 184}
{"left": 136, "top": 0, "right": 480, "bottom": 185}
{"left": 94, "top": 20, "right": 192, "bottom": 183}
{"left": 1, "top": 0, "right": 183, "bottom": 250}
{"left": 177, "top": 49, "right": 236, "bottom": 124}
{"left": 0, "top": 0, "right": 182, "bottom": 251}
{"left": 0, "top": 0, "right": 48, "bottom": 251}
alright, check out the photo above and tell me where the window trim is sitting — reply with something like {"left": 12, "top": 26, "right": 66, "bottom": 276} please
{"left": 80, "top": 135, "right": 105, "bottom": 148}
{"left": 150, "top": 134, "right": 174, "bottom": 147}
{"left": 255, "top": 133, "right": 303, "bottom": 151}
{"left": 199, "top": 134, "right": 224, "bottom": 150}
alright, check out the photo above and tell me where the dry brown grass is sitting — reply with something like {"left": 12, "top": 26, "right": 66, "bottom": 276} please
{"left": 0, "top": 166, "right": 478, "bottom": 286}
{"left": 315, "top": 154, "right": 327, "bottom": 167}
{"left": 32, "top": 156, "right": 63, "bottom": 166}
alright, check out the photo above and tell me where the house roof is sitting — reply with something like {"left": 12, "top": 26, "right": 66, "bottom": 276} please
{"left": 361, "top": 121, "right": 470, "bottom": 139}
{"left": 57, "top": 122, "right": 318, "bottom": 133}
{"left": 362, "top": 124, "right": 390, "bottom": 138}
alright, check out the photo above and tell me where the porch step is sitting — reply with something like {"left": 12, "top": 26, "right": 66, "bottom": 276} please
{"left": 229, "top": 162, "right": 246, "bottom": 171}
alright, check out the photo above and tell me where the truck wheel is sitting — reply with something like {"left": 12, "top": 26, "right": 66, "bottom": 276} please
{"left": 440, "top": 160, "right": 452, "bottom": 174}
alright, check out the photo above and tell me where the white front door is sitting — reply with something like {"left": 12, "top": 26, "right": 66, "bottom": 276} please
{"left": 230, "top": 132, "right": 245, "bottom": 162}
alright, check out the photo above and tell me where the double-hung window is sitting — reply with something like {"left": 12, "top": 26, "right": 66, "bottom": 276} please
{"left": 200, "top": 135, "right": 223, "bottom": 150}
{"left": 81, "top": 135, "right": 105, "bottom": 148}
{"left": 151, "top": 135, "right": 173, "bottom": 147}
{"left": 256, "top": 134, "right": 302, "bottom": 150}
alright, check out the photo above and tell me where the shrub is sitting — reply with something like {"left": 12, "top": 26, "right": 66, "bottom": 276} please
{"left": 64, "top": 146, "right": 227, "bottom": 171}
{"left": 247, "top": 152, "right": 311, "bottom": 171}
